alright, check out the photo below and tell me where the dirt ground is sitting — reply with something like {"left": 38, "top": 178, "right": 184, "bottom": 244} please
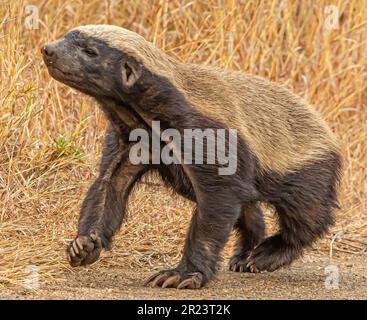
{"left": 1, "top": 253, "right": 366, "bottom": 300}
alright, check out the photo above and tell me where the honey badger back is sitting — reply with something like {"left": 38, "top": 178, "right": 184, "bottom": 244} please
{"left": 42, "top": 25, "right": 342, "bottom": 289}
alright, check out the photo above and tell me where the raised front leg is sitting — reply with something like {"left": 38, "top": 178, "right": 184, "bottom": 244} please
{"left": 67, "top": 126, "right": 149, "bottom": 267}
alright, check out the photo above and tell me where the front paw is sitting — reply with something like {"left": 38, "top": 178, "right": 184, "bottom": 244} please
{"left": 144, "top": 269, "right": 205, "bottom": 289}
{"left": 66, "top": 232, "right": 102, "bottom": 267}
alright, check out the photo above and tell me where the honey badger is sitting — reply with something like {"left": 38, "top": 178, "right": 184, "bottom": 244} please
{"left": 42, "top": 25, "right": 342, "bottom": 289}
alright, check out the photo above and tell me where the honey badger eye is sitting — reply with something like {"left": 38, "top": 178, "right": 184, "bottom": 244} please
{"left": 83, "top": 48, "right": 97, "bottom": 57}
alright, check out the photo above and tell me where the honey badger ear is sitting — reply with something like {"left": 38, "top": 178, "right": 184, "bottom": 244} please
{"left": 121, "top": 57, "right": 142, "bottom": 87}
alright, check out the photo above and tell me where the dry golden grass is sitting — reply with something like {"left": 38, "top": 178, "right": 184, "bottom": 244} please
{"left": 1, "top": 0, "right": 366, "bottom": 288}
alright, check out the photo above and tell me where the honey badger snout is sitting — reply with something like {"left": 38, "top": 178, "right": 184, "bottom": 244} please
{"left": 41, "top": 38, "right": 84, "bottom": 88}
{"left": 41, "top": 41, "right": 58, "bottom": 64}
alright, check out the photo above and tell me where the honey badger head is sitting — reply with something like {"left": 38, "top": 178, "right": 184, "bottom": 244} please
{"left": 41, "top": 25, "right": 173, "bottom": 101}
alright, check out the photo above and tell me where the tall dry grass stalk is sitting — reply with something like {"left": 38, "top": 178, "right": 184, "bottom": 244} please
{"left": 0, "top": 0, "right": 366, "bottom": 288}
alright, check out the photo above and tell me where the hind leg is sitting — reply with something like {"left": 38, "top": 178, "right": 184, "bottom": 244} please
{"left": 246, "top": 204, "right": 335, "bottom": 272}
{"left": 246, "top": 155, "right": 340, "bottom": 272}
{"left": 229, "top": 202, "right": 265, "bottom": 272}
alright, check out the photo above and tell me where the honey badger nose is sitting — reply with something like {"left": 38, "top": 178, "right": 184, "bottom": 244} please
{"left": 41, "top": 43, "right": 57, "bottom": 61}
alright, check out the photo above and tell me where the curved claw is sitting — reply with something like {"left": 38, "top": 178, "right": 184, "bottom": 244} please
{"left": 177, "top": 278, "right": 193, "bottom": 289}
{"left": 246, "top": 257, "right": 259, "bottom": 273}
{"left": 162, "top": 275, "right": 180, "bottom": 288}
{"left": 144, "top": 271, "right": 163, "bottom": 286}
{"left": 177, "top": 272, "right": 203, "bottom": 290}
{"left": 144, "top": 270, "right": 204, "bottom": 289}
{"left": 229, "top": 254, "right": 252, "bottom": 273}
{"left": 151, "top": 274, "right": 170, "bottom": 287}
{"left": 76, "top": 238, "right": 83, "bottom": 251}
{"left": 72, "top": 241, "right": 80, "bottom": 254}
{"left": 69, "top": 246, "right": 76, "bottom": 257}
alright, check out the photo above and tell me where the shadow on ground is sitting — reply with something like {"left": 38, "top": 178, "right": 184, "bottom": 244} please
{"left": 2, "top": 254, "right": 366, "bottom": 300}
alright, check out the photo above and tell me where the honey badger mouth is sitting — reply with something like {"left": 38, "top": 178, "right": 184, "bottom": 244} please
{"left": 45, "top": 63, "right": 83, "bottom": 84}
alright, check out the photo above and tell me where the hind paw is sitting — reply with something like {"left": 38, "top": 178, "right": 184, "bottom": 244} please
{"left": 228, "top": 252, "right": 251, "bottom": 272}
{"left": 245, "top": 235, "right": 300, "bottom": 272}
